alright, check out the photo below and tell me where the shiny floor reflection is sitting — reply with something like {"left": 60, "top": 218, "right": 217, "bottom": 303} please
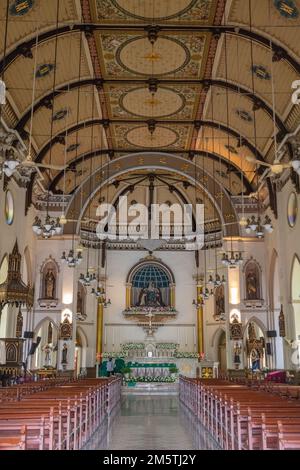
{"left": 85, "top": 395, "right": 220, "bottom": 450}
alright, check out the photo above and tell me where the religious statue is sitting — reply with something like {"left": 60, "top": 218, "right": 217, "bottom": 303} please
{"left": 44, "top": 271, "right": 56, "bottom": 299}
{"left": 43, "top": 344, "right": 52, "bottom": 366}
{"left": 16, "top": 308, "right": 23, "bottom": 338}
{"left": 248, "top": 322, "right": 257, "bottom": 341}
{"left": 245, "top": 264, "right": 260, "bottom": 300}
{"left": 214, "top": 285, "right": 225, "bottom": 321}
{"left": 61, "top": 343, "right": 68, "bottom": 364}
{"left": 137, "top": 281, "right": 164, "bottom": 307}
{"left": 233, "top": 343, "right": 242, "bottom": 368}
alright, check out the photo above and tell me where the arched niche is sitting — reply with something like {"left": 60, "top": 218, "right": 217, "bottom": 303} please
{"left": 243, "top": 258, "right": 262, "bottom": 302}
{"left": 75, "top": 327, "right": 88, "bottom": 377}
{"left": 125, "top": 258, "right": 176, "bottom": 310}
{"left": 38, "top": 256, "right": 60, "bottom": 307}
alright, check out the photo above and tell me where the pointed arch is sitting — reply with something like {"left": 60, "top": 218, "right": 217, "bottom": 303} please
{"left": 291, "top": 254, "right": 300, "bottom": 303}
{"left": 33, "top": 317, "right": 59, "bottom": 337}
{"left": 269, "top": 249, "right": 279, "bottom": 311}
{"left": 76, "top": 326, "right": 88, "bottom": 348}
{"left": 0, "top": 254, "right": 8, "bottom": 284}
{"left": 243, "top": 316, "right": 267, "bottom": 338}
{"left": 211, "top": 326, "right": 226, "bottom": 348}
{"left": 23, "top": 246, "right": 33, "bottom": 287}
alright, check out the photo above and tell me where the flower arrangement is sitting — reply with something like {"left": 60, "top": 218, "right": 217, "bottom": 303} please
{"left": 175, "top": 352, "right": 200, "bottom": 359}
{"left": 122, "top": 343, "right": 145, "bottom": 350}
{"left": 156, "top": 343, "right": 179, "bottom": 350}
{"left": 102, "top": 352, "right": 127, "bottom": 358}
{"left": 124, "top": 307, "right": 177, "bottom": 313}
{"left": 127, "top": 376, "right": 176, "bottom": 383}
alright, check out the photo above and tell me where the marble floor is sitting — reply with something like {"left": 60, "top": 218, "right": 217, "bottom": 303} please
{"left": 85, "top": 394, "right": 220, "bottom": 450}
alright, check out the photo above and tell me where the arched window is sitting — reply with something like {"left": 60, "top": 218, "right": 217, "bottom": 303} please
{"left": 127, "top": 260, "right": 175, "bottom": 310}
{"left": 132, "top": 265, "right": 170, "bottom": 288}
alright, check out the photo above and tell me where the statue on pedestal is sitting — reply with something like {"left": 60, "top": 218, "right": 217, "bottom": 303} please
{"left": 43, "top": 344, "right": 52, "bottom": 366}
{"left": 61, "top": 343, "right": 68, "bottom": 364}
{"left": 45, "top": 271, "right": 56, "bottom": 299}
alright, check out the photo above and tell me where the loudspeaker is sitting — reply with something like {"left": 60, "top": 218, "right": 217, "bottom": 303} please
{"left": 28, "top": 337, "right": 41, "bottom": 355}
{"left": 267, "top": 330, "right": 277, "bottom": 338}
{"left": 29, "top": 343, "right": 37, "bottom": 355}
{"left": 266, "top": 343, "right": 272, "bottom": 355}
{"left": 24, "top": 331, "right": 34, "bottom": 339}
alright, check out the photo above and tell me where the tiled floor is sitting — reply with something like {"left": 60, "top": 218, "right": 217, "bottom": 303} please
{"left": 85, "top": 394, "right": 220, "bottom": 450}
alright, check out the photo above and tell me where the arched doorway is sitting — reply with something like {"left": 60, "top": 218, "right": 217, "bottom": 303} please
{"left": 75, "top": 328, "right": 88, "bottom": 377}
{"left": 218, "top": 331, "right": 227, "bottom": 372}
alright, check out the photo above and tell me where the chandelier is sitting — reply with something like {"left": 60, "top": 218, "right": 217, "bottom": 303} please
{"left": 222, "top": 251, "right": 243, "bottom": 267}
{"left": 245, "top": 215, "right": 273, "bottom": 238}
{"left": 91, "top": 285, "right": 111, "bottom": 307}
{"left": 32, "top": 215, "right": 63, "bottom": 238}
{"left": 79, "top": 271, "right": 97, "bottom": 287}
{"left": 2, "top": 152, "right": 20, "bottom": 177}
{"left": 61, "top": 249, "right": 82, "bottom": 268}
{"left": 208, "top": 273, "right": 226, "bottom": 287}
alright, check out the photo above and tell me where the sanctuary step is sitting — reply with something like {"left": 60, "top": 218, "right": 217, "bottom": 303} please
{"left": 122, "top": 383, "right": 178, "bottom": 395}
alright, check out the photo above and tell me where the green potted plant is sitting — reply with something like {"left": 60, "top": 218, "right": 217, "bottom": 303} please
{"left": 121, "top": 366, "right": 131, "bottom": 380}
{"left": 169, "top": 366, "right": 179, "bottom": 378}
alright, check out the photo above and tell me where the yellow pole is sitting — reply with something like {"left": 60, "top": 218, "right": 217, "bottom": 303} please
{"left": 96, "top": 301, "right": 104, "bottom": 365}
{"left": 197, "top": 285, "right": 204, "bottom": 357}
{"left": 126, "top": 285, "right": 131, "bottom": 309}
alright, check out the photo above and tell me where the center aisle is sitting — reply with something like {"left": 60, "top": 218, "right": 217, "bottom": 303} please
{"left": 86, "top": 394, "right": 220, "bottom": 450}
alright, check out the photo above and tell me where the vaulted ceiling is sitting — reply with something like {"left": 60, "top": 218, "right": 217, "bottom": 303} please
{"left": 1, "top": 0, "right": 300, "bottom": 224}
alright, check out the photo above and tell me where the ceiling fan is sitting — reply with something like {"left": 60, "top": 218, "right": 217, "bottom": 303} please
{"left": 1, "top": 146, "right": 66, "bottom": 177}
{"left": 246, "top": 155, "right": 300, "bottom": 176}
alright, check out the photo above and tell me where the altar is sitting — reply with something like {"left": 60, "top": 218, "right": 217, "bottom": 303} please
{"left": 127, "top": 361, "right": 176, "bottom": 378}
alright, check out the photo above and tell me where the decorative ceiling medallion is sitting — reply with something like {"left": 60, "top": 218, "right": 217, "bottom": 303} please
{"left": 52, "top": 109, "right": 68, "bottom": 122}
{"left": 9, "top": 0, "right": 33, "bottom": 16}
{"left": 120, "top": 87, "right": 185, "bottom": 118}
{"left": 36, "top": 64, "right": 55, "bottom": 79}
{"left": 236, "top": 109, "right": 253, "bottom": 123}
{"left": 287, "top": 192, "right": 298, "bottom": 228}
{"left": 225, "top": 144, "right": 238, "bottom": 154}
{"left": 111, "top": 0, "right": 198, "bottom": 21}
{"left": 274, "top": 0, "right": 299, "bottom": 18}
{"left": 67, "top": 143, "right": 80, "bottom": 153}
{"left": 252, "top": 65, "right": 271, "bottom": 80}
{"left": 116, "top": 36, "right": 190, "bottom": 77}
{"left": 5, "top": 191, "right": 14, "bottom": 226}
{"left": 125, "top": 126, "right": 179, "bottom": 148}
